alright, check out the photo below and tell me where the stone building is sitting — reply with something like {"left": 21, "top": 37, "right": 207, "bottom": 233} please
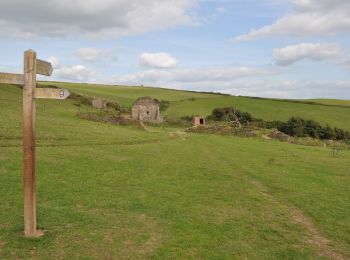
{"left": 192, "top": 116, "right": 205, "bottom": 126}
{"left": 132, "top": 97, "right": 163, "bottom": 123}
{"left": 92, "top": 98, "right": 107, "bottom": 109}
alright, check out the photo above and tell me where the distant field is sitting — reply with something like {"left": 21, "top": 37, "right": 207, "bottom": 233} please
{"left": 46, "top": 82, "right": 219, "bottom": 107}
{"left": 305, "top": 99, "right": 350, "bottom": 107}
{"left": 1, "top": 83, "right": 350, "bottom": 259}
{"left": 44, "top": 82, "right": 350, "bottom": 131}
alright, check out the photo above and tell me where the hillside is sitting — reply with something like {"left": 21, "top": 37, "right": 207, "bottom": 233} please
{"left": 47, "top": 82, "right": 350, "bottom": 131}
{"left": 305, "top": 99, "right": 350, "bottom": 107}
{"left": 0, "top": 83, "right": 350, "bottom": 259}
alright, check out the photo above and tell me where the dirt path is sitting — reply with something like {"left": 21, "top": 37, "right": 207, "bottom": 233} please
{"left": 139, "top": 122, "right": 155, "bottom": 132}
{"left": 251, "top": 180, "right": 347, "bottom": 260}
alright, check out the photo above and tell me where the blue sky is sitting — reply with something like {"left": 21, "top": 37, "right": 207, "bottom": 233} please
{"left": 0, "top": 0, "right": 349, "bottom": 99}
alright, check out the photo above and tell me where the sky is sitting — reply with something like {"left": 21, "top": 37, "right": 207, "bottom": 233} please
{"left": 0, "top": 0, "right": 349, "bottom": 99}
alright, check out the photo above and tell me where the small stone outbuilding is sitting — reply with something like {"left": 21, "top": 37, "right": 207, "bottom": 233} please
{"left": 192, "top": 116, "right": 205, "bottom": 126}
{"left": 92, "top": 98, "right": 107, "bottom": 109}
{"left": 132, "top": 97, "right": 163, "bottom": 123}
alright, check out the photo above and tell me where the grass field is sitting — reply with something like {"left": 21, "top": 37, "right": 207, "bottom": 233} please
{"left": 306, "top": 99, "right": 350, "bottom": 107}
{"left": 47, "top": 82, "right": 350, "bottom": 131}
{"left": 1, "top": 83, "right": 350, "bottom": 259}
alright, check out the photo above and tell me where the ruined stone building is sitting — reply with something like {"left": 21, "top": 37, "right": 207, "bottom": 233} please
{"left": 132, "top": 97, "right": 163, "bottom": 123}
{"left": 92, "top": 98, "right": 107, "bottom": 109}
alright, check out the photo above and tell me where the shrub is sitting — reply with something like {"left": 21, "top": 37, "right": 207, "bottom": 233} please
{"left": 281, "top": 117, "right": 307, "bottom": 137}
{"left": 68, "top": 92, "right": 93, "bottom": 106}
{"left": 264, "top": 120, "right": 285, "bottom": 130}
{"left": 320, "top": 126, "right": 335, "bottom": 140}
{"left": 210, "top": 107, "right": 350, "bottom": 142}
{"left": 180, "top": 115, "right": 193, "bottom": 122}
{"left": 305, "top": 120, "right": 322, "bottom": 138}
{"left": 274, "top": 118, "right": 350, "bottom": 141}
{"left": 106, "top": 101, "right": 122, "bottom": 111}
{"left": 211, "top": 107, "right": 253, "bottom": 125}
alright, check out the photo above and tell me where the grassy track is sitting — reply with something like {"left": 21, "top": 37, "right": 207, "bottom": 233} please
{"left": 1, "top": 84, "right": 350, "bottom": 259}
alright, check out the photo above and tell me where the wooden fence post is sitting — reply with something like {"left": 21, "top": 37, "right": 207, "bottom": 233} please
{"left": 23, "top": 49, "right": 39, "bottom": 237}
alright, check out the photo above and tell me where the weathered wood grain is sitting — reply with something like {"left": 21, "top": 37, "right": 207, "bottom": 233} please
{"left": 23, "top": 50, "right": 38, "bottom": 237}
{"left": 35, "top": 88, "right": 70, "bottom": 99}
{"left": 36, "top": 59, "right": 53, "bottom": 76}
{"left": 0, "top": 72, "right": 24, "bottom": 85}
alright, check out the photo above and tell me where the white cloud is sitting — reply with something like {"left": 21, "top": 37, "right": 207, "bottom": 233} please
{"left": 113, "top": 66, "right": 271, "bottom": 88}
{"left": 0, "top": 0, "right": 196, "bottom": 38}
{"left": 112, "top": 66, "right": 350, "bottom": 98}
{"left": 48, "top": 56, "right": 60, "bottom": 68}
{"left": 49, "top": 57, "right": 96, "bottom": 82}
{"left": 220, "top": 80, "right": 350, "bottom": 99}
{"left": 109, "top": 65, "right": 350, "bottom": 99}
{"left": 74, "top": 48, "right": 107, "bottom": 62}
{"left": 273, "top": 43, "right": 348, "bottom": 66}
{"left": 140, "top": 53, "right": 178, "bottom": 69}
{"left": 234, "top": 0, "right": 350, "bottom": 41}
{"left": 54, "top": 65, "right": 96, "bottom": 82}
{"left": 42, "top": 58, "right": 350, "bottom": 99}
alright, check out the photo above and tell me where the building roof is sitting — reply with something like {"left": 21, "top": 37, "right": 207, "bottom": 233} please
{"left": 132, "top": 97, "right": 160, "bottom": 106}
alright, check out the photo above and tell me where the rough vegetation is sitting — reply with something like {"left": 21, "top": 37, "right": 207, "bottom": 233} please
{"left": 69, "top": 91, "right": 126, "bottom": 112}
{"left": 267, "top": 117, "right": 350, "bottom": 142}
{"left": 207, "top": 107, "right": 350, "bottom": 143}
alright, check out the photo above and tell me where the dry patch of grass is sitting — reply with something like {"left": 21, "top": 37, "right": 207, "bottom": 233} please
{"left": 291, "top": 210, "right": 344, "bottom": 260}
{"left": 250, "top": 180, "right": 346, "bottom": 260}
{"left": 47, "top": 207, "right": 164, "bottom": 259}
{"left": 127, "top": 214, "right": 163, "bottom": 255}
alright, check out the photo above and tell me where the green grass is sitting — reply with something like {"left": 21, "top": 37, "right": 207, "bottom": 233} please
{"left": 44, "top": 82, "right": 350, "bottom": 131}
{"left": 306, "top": 99, "right": 350, "bottom": 107}
{"left": 45, "top": 82, "right": 220, "bottom": 107}
{"left": 1, "top": 83, "right": 350, "bottom": 259}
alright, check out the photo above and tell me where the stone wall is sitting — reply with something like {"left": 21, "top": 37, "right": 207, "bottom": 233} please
{"left": 92, "top": 99, "right": 107, "bottom": 109}
{"left": 132, "top": 97, "right": 163, "bottom": 123}
{"left": 192, "top": 116, "right": 205, "bottom": 126}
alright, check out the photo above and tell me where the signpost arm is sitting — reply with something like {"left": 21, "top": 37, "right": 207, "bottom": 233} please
{"left": 23, "top": 50, "right": 37, "bottom": 237}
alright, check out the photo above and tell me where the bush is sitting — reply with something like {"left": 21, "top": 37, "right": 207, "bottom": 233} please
{"left": 69, "top": 92, "right": 93, "bottom": 106}
{"left": 106, "top": 101, "right": 122, "bottom": 111}
{"left": 320, "top": 125, "right": 335, "bottom": 140}
{"left": 180, "top": 115, "right": 193, "bottom": 122}
{"left": 211, "top": 107, "right": 253, "bottom": 125}
{"left": 274, "top": 117, "right": 350, "bottom": 141}
{"left": 210, "top": 107, "right": 350, "bottom": 142}
{"left": 305, "top": 120, "right": 322, "bottom": 138}
{"left": 264, "top": 120, "right": 285, "bottom": 130}
{"left": 280, "top": 117, "right": 307, "bottom": 137}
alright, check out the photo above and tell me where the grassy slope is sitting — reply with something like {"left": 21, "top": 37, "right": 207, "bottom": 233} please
{"left": 306, "top": 99, "right": 350, "bottom": 107}
{"left": 46, "top": 82, "right": 219, "bottom": 107}
{"left": 166, "top": 96, "right": 350, "bottom": 130}
{"left": 46, "top": 82, "right": 350, "bottom": 131}
{"left": 1, "top": 84, "right": 350, "bottom": 259}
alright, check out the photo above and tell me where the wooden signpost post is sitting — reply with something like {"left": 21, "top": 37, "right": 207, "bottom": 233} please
{"left": 0, "top": 49, "right": 70, "bottom": 237}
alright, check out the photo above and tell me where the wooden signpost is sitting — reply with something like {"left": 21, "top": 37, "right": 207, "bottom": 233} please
{"left": 0, "top": 49, "right": 70, "bottom": 237}
{"left": 35, "top": 88, "right": 70, "bottom": 99}
{"left": 0, "top": 72, "right": 24, "bottom": 85}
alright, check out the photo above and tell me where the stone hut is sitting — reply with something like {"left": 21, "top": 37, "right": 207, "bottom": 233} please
{"left": 132, "top": 97, "right": 163, "bottom": 123}
{"left": 192, "top": 116, "right": 205, "bottom": 126}
{"left": 92, "top": 98, "right": 107, "bottom": 109}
